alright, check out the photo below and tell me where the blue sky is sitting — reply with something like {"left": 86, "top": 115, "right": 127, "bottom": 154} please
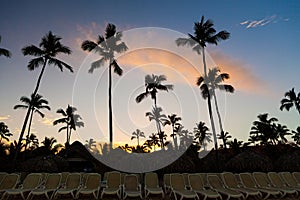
{"left": 0, "top": 0, "right": 300, "bottom": 147}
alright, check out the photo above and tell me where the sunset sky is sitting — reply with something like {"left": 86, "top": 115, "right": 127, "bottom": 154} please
{"left": 0, "top": 0, "right": 299, "bottom": 148}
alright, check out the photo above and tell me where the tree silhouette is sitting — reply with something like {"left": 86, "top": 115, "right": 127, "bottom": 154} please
{"left": 148, "top": 133, "right": 160, "bottom": 151}
{"left": 81, "top": 23, "right": 128, "bottom": 146}
{"left": 193, "top": 121, "right": 212, "bottom": 151}
{"left": 0, "top": 122, "right": 12, "bottom": 143}
{"left": 177, "top": 125, "right": 193, "bottom": 149}
{"left": 85, "top": 138, "right": 97, "bottom": 149}
{"left": 53, "top": 105, "right": 84, "bottom": 145}
{"left": 41, "top": 137, "right": 62, "bottom": 154}
{"left": 16, "top": 31, "right": 72, "bottom": 157}
{"left": 217, "top": 131, "right": 232, "bottom": 149}
{"left": 280, "top": 88, "right": 300, "bottom": 115}
{"left": 292, "top": 127, "right": 300, "bottom": 145}
{"left": 14, "top": 93, "right": 50, "bottom": 150}
{"left": 24, "top": 133, "right": 39, "bottom": 150}
{"left": 131, "top": 129, "right": 145, "bottom": 147}
{"left": 0, "top": 36, "right": 11, "bottom": 57}
{"left": 163, "top": 114, "right": 181, "bottom": 150}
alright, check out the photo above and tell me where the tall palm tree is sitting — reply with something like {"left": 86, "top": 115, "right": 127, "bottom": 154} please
{"left": 280, "top": 88, "right": 300, "bottom": 115}
{"left": 0, "top": 122, "right": 12, "bottom": 143}
{"left": 53, "top": 105, "right": 84, "bottom": 145}
{"left": 217, "top": 131, "right": 232, "bottom": 149}
{"left": 292, "top": 127, "right": 300, "bottom": 145}
{"left": 14, "top": 93, "right": 50, "bottom": 150}
{"left": 0, "top": 36, "right": 11, "bottom": 57}
{"left": 81, "top": 23, "right": 128, "bottom": 146}
{"left": 131, "top": 129, "right": 145, "bottom": 146}
{"left": 176, "top": 16, "right": 230, "bottom": 164}
{"left": 193, "top": 121, "right": 212, "bottom": 151}
{"left": 16, "top": 31, "right": 72, "bottom": 155}
{"left": 163, "top": 114, "right": 181, "bottom": 149}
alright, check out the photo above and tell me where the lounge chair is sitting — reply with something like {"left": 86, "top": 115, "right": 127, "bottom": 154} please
{"left": 292, "top": 172, "right": 300, "bottom": 185}
{"left": 280, "top": 172, "right": 300, "bottom": 192}
{"left": 188, "top": 174, "right": 221, "bottom": 200}
{"left": 0, "top": 173, "right": 19, "bottom": 199}
{"left": 76, "top": 173, "right": 101, "bottom": 199}
{"left": 252, "top": 172, "right": 283, "bottom": 198}
{"left": 267, "top": 172, "right": 298, "bottom": 197}
{"left": 170, "top": 173, "right": 199, "bottom": 200}
{"left": 27, "top": 173, "right": 61, "bottom": 200}
{"left": 221, "top": 172, "right": 261, "bottom": 199}
{"left": 53, "top": 172, "right": 81, "bottom": 199}
{"left": 2, "top": 173, "right": 42, "bottom": 200}
{"left": 207, "top": 175, "right": 244, "bottom": 200}
{"left": 122, "top": 174, "right": 142, "bottom": 199}
{"left": 163, "top": 174, "right": 171, "bottom": 194}
{"left": 100, "top": 171, "right": 122, "bottom": 199}
{"left": 144, "top": 172, "right": 164, "bottom": 199}
{"left": 0, "top": 173, "right": 7, "bottom": 184}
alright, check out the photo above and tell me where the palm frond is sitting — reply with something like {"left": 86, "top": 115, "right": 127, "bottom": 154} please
{"left": 58, "top": 126, "right": 67, "bottom": 133}
{"left": 34, "top": 109, "right": 45, "bottom": 118}
{"left": 53, "top": 118, "right": 67, "bottom": 126}
{"left": 81, "top": 40, "right": 98, "bottom": 52}
{"left": 13, "top": 105, "right": 28, "bottom": 109}
{"left": 114, "top": 42, "right": 128, "bottom": 53}
{"left": 105, "top": 23, "right": 116, "bottom": 39}
{"left": 136, "top": 92, "right": 149, "bottom": 103}
{"left": 22, "top": 45, "right": 44, "bottom": 56}
{"left": 88, "top": 57, "right": 106, "bottom": 73}
{"left": 111, "top": 60, "right": 123, "bottom": 76}
{"left": 48, "top": 58, "right": 73, "bottom": 72}
{"left": 0, "top": 48, "right": 11, "bottom": 57}
{"left": 27, "top": 57, "right": 45, "bottom": 70}
{"left": 175, "top": 37, "right": 197, "bottom": 47}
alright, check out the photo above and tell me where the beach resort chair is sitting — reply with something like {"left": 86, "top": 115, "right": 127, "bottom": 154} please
{"left": 280, "top": 172, "right": 300, "bottom": 192}
{"left": 53, "top": 172, "right": 81, "bottom": 199}
{"left": 207, "top": 175, "right": 244, "bottom": 200}
{"left": 144, "top": 172, "right": 164, "bottom": 199}
{"left": 252, "top": 172, "right": 283, "bottom": 198}
{"left": 76, "top": 173, "right": 101, "bottom": 199}
{"left": 27, "top": 173, "right": 61, "bottom": 200}
{"left": 170, "top": 173, "right": 199, "bottom": 200}
{"left": 0, "top": 173, "right": 19, "bottom": 199}
{"left": 122, "top": 174, "right": 142, "bottom": 200}
{"left": 0, "top": 173, "right": 7, "bottom": 184}
{"left": 196, "top": 173, "right": 209, "bottom": 187}
{"left": 188, "top": 174, "right": 222, "bottom": 200}
{"left": 164, "top": 174, "right": 171, "bottom": 194}
{"left": 59, "top": 172, "right": 69, "bottom": 186}
{"left": 2, "top": 173, "right": 42, "bottom": 200}
{"left": 292, "top": 172, "right": 300, "bottom": 185}
{"left": 221, "top": 172, "right": 261, "bottom": 199}
{"left": 100, "top": 171, "right": 122, "bottom": 199}
{"left": 267, "top": 172, "right": 298, "bottom": 197}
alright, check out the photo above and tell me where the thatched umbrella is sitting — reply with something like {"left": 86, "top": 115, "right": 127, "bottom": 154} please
{"left": 274, "top": 150, "right": 300, "bottom": 172}
{"left": 225, "top": 151, "right": 273, "bottom": 173}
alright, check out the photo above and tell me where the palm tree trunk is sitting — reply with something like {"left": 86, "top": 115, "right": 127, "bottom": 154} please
{"left": 202, "top": 48, "right": 208, "bottom": 78}
{"left": 66, "top": 124, "right": 70, "bottom": 145}
{"left": 24, "top": 109, "right": 34, "bottom": 150}
{"left": 68, "top": 127, "right": 72, "bottom": 145}
{"left": 108, "top": 61, "right": 113, "bottom": 148}
{"left": 212, "top": 91, "right": 226, "bottom": 148}
{"left": 172, "top": 125, "right": 178, "bottom": 150}
{"left": 153, "top": 98, "right": 164, "bottom": 147}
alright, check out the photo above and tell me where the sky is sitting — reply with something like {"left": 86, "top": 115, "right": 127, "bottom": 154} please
{"left": 0, "top": 0, "right": 300, "bottom": 148}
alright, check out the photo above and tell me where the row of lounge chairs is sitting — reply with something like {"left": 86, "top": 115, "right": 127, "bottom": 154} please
{"left": 0, "top": 171, "right": 300, "bottom": 199}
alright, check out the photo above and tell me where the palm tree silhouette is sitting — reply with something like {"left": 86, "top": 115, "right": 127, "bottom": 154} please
{"left": 81, "top": 23, "right": 128, "bottom": 146}
{"left": 193, "top": 121, "right": 212, "bottom": 151}
{"left": 177, "top": 125, "right": 193, "bottom": 149}
{"left": 85, "top": 138, "right": 97, "bottom": 149}
{"left": 0, "top": 122, "right": 12, "bottom": 143}
{"left": 292, "top": 127, "right": 300, "bottom": 145}
{"left": 14, "top": 93, "right": 50, "bottom": 150}
{"left": 0, "top": 36, "right": 11, "bottom": 57}
{"left": 148, "top": 133, "right": 160, "bottom": 150}
{"left": 217, "top": 131, "right": 232, "bottom": 148}
{"left": 176, "top": 16, "right": 230, "bottom": 162}
{"left": 16, "top": 31, "right": 72, "bottom": 156}
{"left": 131, "top": 129, "right": 145, "bottom": 147}
{"left": 280, "top": 88, "right": 300, "bottom": 115}
{"left": 163, "top": 114, "right": 181, "bottom": 150}
{"left": 41, "top": 137, "right": 62, "bottom": 154}
{"left": 53, "top": 105, "right": 84, "bottom": 145}
{"left": 24, "top": 133, "right": 39, "bottom": 150}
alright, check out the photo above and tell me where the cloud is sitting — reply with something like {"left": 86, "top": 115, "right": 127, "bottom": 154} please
{"left": 240, "top": 15, "right": 288, "bottom": 29}
{"left": 0, "top": 115, "right": 10, "bottom": 120}
{"left": 39, "top": 117, "right": 54, "bottom": 126}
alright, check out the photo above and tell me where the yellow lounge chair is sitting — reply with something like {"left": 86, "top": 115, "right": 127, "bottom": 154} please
{"left": 252, "top": 172, "right": 283, "bottom": 198}
{"left": 170, "top": 173, "right": 199, "bottom": 200}
{"left": 267, "top": 172, "right": 298, "bottom": 197}
{"left": 76, "top": 173, "right": 101, "bottom": 199}
{"left": 53, "top": 172, "right": 81, "bottom": 199}
{"left": 280, "top": 172, "right": 300, "bottom": 192}
{"left": 122, "top": 174, "right": 142, "bottom": 200}
{"left": 100, "top": 171, "right": 122, "bottom": 199}
{"left": 144, "top": 172, "right": 164, "bottom": 199}
{"left": 188, "top": 174, "right": 222, "bottom": 200}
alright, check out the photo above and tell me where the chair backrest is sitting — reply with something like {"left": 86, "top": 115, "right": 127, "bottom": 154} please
{"left": 60, "top": 172, "right": 70, "bottom": 185}
{"left": 292, "top": 172, "right": 300, "bottom": 184}
{"left": 107, "top": 171, "right": 121, "bottom": 188}
{"left": 239, "top": 173, "right": 257, "bottom": 188}
{"left": 0, "top": 172, "right": 8, "bottom": 183}
{"left": 267, "top": 172, "right": 285, "bottom": 187}
{"left": 182, "top": 173, "right": 190, "bottom": 187}
{"left": 221, "top": 172, "right": 239, "bottom": 188}
{"left": 145, "top": 172, "right": 159, "bottom": 188}
{"left": 253, "top": 172, "right": 271, "bottom": 188}
{"left": 0, "top": 173, "right": 19, "bottom": 190}
{"left": 65, "top": 173, "right": 81, "bottom": 189}
{"left": 188, "top": 174, "right": 205, "bottom": 190}
{"left": 84, "top": 173, "right": 101, "bottom": 189}
{"left": 22, "top": 173, "right": 42, "bottom": 189}
{"left": 280, "top": 172, "right": 298, "bottom": 187}
{"left": 208, "top": 175, "right": 224, "bottom": 189}
{"left": 170, "top": 174, "right": 185, "bottom": 190}
{"left": 164, "top": 174, "right": 171, "bottom": 188}
{"left": 44, "top": 173, "right": 61, "bottom": 190}
{"left": 196, "top": 173, "right": 208, "bottom": 186}
{"left": 124, "top": 174, "right": 139, "bottom": 191}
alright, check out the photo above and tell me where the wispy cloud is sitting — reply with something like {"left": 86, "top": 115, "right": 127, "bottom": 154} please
{"left": 0, "top": 115, "right": 10, "bottom": 120}
{"left": 240, "top": 15, "right": 288, "bottom": 29}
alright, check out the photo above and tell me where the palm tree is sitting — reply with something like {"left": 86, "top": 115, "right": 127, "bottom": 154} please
{"left": 14, "top": 93, "right": 50, "bottom": 150}
{"left": 292, "top": 127, "right": 300, "bottom": 145}
{"left": 131, "top": 129, "right": 145, "bottom": 147}
{"left": 17, "top": 31, "right": 72, "bottom": 155}
{"left": 41, "top": 137, "right": 62, "bottom": 154}
{"left": 176, "top": 16, "right": 230, "bottom": 164}
{"left": 24, "top": 133, "right": 39, "bottom": 150}
{"left": 274, "top": 124, "right": 291, "bottom": 144}
{"left": 0, "top": 36, "right": 11, "bottom": 57}
{"left": 217, "top": 131, "right": 232, "bottom": 149}
{"left": 81, "top": 23, "right": 128, "bottom": 146}
{"left": 193, "top": 121, "right": 212, "bottom": 151}
{"left": 280, "top": 88, "right": 300, "bottom": 115}
{"left": 163, "top": 114, "right": 181, "bottom": 149}
{"left": 0, "top": 122, "right": 12, "bottom": 143}
{"left": 177, "top": 126, "right": 193, "bottom": 149}
{"left": 53, "top": 105, "right": 84, "bottom": 145}
{"left": 148, "top": 133, "right": 160, "bottom": 150}
{"left": 85, "top": 138, "right": 97, "bottom": 149}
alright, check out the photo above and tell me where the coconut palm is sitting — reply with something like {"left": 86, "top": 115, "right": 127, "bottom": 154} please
{"left": 53, "top": 105, "right": 84, "bottom": 145}
{"left": 41, "top": 137, "right": 62, "bottom": 154}
{"left": 14, "top": 93, "right": 50, "bottom": 150}
{"left": 292, "top": 127, "right": 300, "bottom": 145}
{"left": 0, "top": 122, "right": 12, "bottom": 143}
{"left": 217, "top": 131, "right": 232, "bottom": 149}
{"left": 163, "top": 114, "right": 181, "bottom": 149}
{"left": 85, "top": 138, "right": 97, "bottom": 149}
{"left": 16, "top": 31, "right": 72, "bottom": 155}
{"left": 176, "top": 16, "right": 230, "bottom": 164}
{"left": 131, "top": 129, "right": 145, "bottom": 146}
{"left": 193, "top": 121, "right": 212, "bottom": 151}
{"left": 0, "top": 36, "right": 11, "bottom": 57}
{"left": 177, "top": 126, "right": 193, "bottom": 149}
{"left": 24, "top": 133, "right": 39, "bottom": 150}
{"left": 274, "top": 124, "right": 291, "bottom": 144}
{"left": 280, "top": 88, "right": 300, "bottom": 115}
{"left": 81, "top": 23, "right": 128, "bottom": 146}
{"left": 148, "top": 133, "right": 160, "bottom": 150}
